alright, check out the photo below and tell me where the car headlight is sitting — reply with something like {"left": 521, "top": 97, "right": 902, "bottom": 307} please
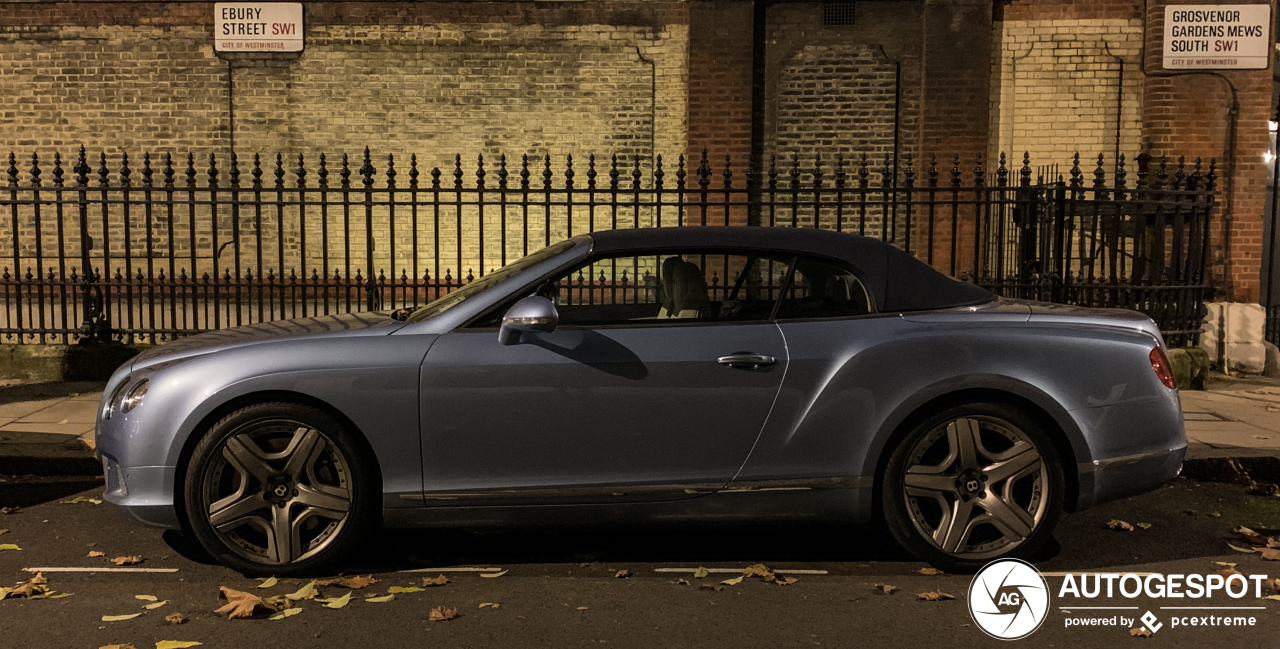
{"left": 121, "top": 378, "right": 149, "bottom": 414}
{"left": 103, "top": 377, "right": 131, "bottom": 421}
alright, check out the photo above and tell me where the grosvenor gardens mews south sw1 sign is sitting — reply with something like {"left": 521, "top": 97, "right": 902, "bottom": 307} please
{"left": 1163, "top": 4, "right": 1271, "bottom": 69}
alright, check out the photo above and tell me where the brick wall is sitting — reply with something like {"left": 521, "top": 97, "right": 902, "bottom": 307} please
{"left": 687, "top": 0, "right": 753, "bottom": 169}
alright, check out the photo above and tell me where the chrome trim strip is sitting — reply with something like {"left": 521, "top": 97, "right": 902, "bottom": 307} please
{"left": 1077, "top": 446, "right": 1185, "bottom": 475}
{"left": 397, "top": 477, "right": 872, "bottom": 502}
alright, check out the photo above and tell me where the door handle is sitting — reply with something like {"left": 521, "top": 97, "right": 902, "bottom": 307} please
{"left": 717, "top": 353, "right": 777, "bottom": 369}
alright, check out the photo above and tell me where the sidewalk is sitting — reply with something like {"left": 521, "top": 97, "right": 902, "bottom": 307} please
{"left": 2, "top": 376, "right": 1280, "bottom": 475}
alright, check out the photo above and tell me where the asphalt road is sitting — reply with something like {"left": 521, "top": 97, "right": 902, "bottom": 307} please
{"left": 3, "top": 476, "right": 1280, "bottom": 649}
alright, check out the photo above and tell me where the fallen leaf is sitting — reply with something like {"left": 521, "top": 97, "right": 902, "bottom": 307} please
{"left": 214, "top": 586, "right": 277, "bottom": 619}
{"left": 1107, "top": 519, "right": 1135, "bottom": 532}
{"left": 1130, "top": 627, "right": 1152, "bottom": 637}
{"left": 698, "top": 583, "right": 724, "bottom": 592}
{"left": 773, "top": 576, "right": 799, "bottom": 586}
{"left": 1262, "top": 549, "right": 1280, "bottom": 561}
{"left": 57, "top": 419, "right": 68, "bottom": 424}
{"left": 88, "top": 550, "right": 106, "bottom": 557}
{"left": 316, "top": 575, "right": 377, "bottom": 589}
{"left": 0, "top": 544, "right": 19, "bottom": 551}
{"left": 676, "top": 579, "right": 691, "bottom": 586}
{"left": 111, "top": 556, "right": 143, "bottom": 566}
{"left": 429, "top": 606, "right": 458, "bottom": 621}
{"left": 1229, "top": 543, "right": 1258, "bottom": 553}
{"left": 721, "top": 576, "right": 744, "bottom": 586}
{"left": 0, "top": 507, "right": 19, "bottom": 515}
{"left": 1265, "top": 595, "right": 1280, "bottom": 601}
{"left": 1217, "top": 568, "right": 1243, "bottom": 580}
{"left": 614, "top": 569, "right": 630, "bottom": 579}
{"left": 918, "top": 567, "right": 944, "bottom": 576}
{"left": 61, "top": 495, "right": 101, "bottom": 505}
{"left": 144, "top": 600, "right": 169, "bottom": 610}
{"left": 267, "top": 607, "right": 302, "bottom": 621}
{"left": 576, "top": 606, "right": 589, "bottom": 611}
{"left": 165, "top": 613, "right": 185, "bottom": 625}
{"left": 1235, "top": 526, "right": 1268, "bottom": 545}
{"left": 479, "top": 602, "right": 499, "bottom": 609}
{"left": 389, "top": 586, "right": 425, "bottom": 594}
{"left": 873, "top": 583, "right": 897, "bottom": 594}
{"left": 1136, "top": 523, "right": 1152, "bottom": 530}
{"left": 743, "top": 564, "right": 772, "bottom": 578}
{"left": 256, "top": 577, "right": 278, "bottom": 589}
{"left": 0, "top": 529, "right": 6, "bottom": 535}
{"left": 1213, "top": 561, "right": 1238, "bottom": 567}
{"left": 1, "top": 572, "right": 48, "bottom": 599}
{"left": 98, "top": 644, "right": 136, "bottom": 649}
{"left": 135, "top": 594, "right": 159, "bottom": 601}
{"left": 285, "top": 581, "right": 317, "bottom": 601}
{"left": 1210, "top": 512, "right": 1222, "bottom": 517}
{"left": 918, "top": 591, "right": 955, "bottom": 601}
{"left": 422, "top": 575, "right": 450, "bottom": 587}
{"left": 692, "top": 567, "right": 710, "bottom": 579}
{"left": 365, "top": 594, "right": 394, "bottom": 603}
{"left": 102, "top": 613, "right": 142, "bottom": 622}
{"left": 317, "top": 592, "right": 352, "bottom": 609}
{"left": 42, "top": 592, "right": 72, "bottom": 599}
{"left": 480, "top": 570, "right": 508, "bottom": 578}
{"left": 155, "top": 642, "right": 202, "bottom": 649}
{"left": 1268, "top": 578, "right": 1280, "bottom": 593}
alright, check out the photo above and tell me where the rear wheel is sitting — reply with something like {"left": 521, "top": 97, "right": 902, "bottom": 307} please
{"left": 881, "top": 402, "right": 1064, "bottom": 573}
{"left": 183, "top": 402, "right": 377, "bottom": 576}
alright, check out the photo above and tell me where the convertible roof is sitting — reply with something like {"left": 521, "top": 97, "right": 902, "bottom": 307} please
{"left": 584, "top": 227, "right": 992, "bottom": 312}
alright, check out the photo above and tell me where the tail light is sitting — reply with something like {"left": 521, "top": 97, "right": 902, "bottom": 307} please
{"left": 1149, "top": 346, "right": 1177, "bottom": 389}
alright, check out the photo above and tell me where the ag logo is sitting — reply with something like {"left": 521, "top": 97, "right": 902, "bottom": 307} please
{"left": 968, "top": 559, "right": 1050, "bottom": 640}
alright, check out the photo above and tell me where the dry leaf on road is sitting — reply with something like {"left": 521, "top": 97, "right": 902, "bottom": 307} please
{"left": 1136, "top": 523, "right": 1152, "bottom": 530}
{"left": 0, "top": 507, "right": 19, "bottom": 515}
{"left": 1107, "top": 520, "right": 1135, "bottom": 532}
{"left": 918, "top": 591, "right": 955, "bottom": 601}
{"left": 0, "top": 544, "right": 19, "bottom": 551}
{"left": 135, "top": 594, "right": 158, "bottom": 601}
{"left": 429, "top": 606, "right": 458, "bottom": 621}
{"left": 422, "top": 575, "right": 449, "bottom": 587}
{"left": 699, "top": 583, "right": 724, "bottom": 592}
{"left": 365, "top": 594, "right": 394, "bottom": 603}
{"left": 1262, "top": 549, "right": 1280, "bottom": 561}
{"left": 692, "top": 567, "right": 709, "bottom": 579}
{"left": 215, "top": 586, "right": 277, "bottom": 619}
{"left": 1235, "top": 526, "right": 1268, "bottom": 545}
{"left": 155, "top": 642, "right": 202, "bottom": 649}
{"left": 614, "top": 569, "right": 630, "bottom": 579}
{"left": 256, "top": 577, "right": 278, "bottom": 589}
{"left": 1, "top": 572, "right": 48, "bottom": 599}
{"left": 316, "top": 592, "right": 352, "bottom": 609}
{"left": 1229, "top": 544, "right": 1258, "bottom": 554}
{"left": 721, "top": 576, "right": 744, "bottom": 586}
{"left": 111, "top": 556, "right": 143, "bottom": 566}
{"left": 88, "top": 550, "right": 106, "bottom": 557}
{"left": 285, "top": 581, "right": 317, "bottom": 601}
{"left": 743, "top": 564, "right": 772, "bottom": 578}
{"left": 873, "top": 583, "right": 897, "bottom": 594}
{"left": 1130, "top": 628, "right": 1152, "bottom": 638}
{"left": 480, "top": 570, "right": 508, "bottom": 578}
{"left": 60, "top": 496, "right": 101, "bottom": 505}
{"left": 675, "top": 579, "right": 691, "bottom": 586}
{"left": 316, "top": 575, "right": 376, "bottom": 589}
{"left": 1216, "top": 568, "right": 1243, "bottom": 580}
{"left": 101, "top": 613, "right": 142, "bottom": 622}
{"left": 267, "top": 607, "right": 302, "bottom": 621}
{"left": 144, "top": 600, "right": 169, "bottom": 610}
{"left": 98, "top": 644, "right": 136, "bottom": 649}
{"left": 772, "top": 576, "right": 799, "bottom": 586}
{"left": 389, "top": 586, "right": 424, "bottom": 594}
{"left": 165, "top": 612, "right": 185, "bottom": 625}
{"left": 479, "top": 602, "right": 499, "bottom": 609}
{"left": 918, "top": 567, "right": 943, "bottom": 576}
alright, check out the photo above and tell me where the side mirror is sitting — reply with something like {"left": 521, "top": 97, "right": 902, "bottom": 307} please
{"left": 498, "top": 295, "right": 559, "bottom": 345}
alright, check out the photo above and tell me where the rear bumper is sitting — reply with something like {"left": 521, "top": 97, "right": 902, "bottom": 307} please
{"left": 1075, "top": 444, "right": 1186, "bottom": 510}
{"left": 1071, "top": 394, "right": 1186, "bottom": 510}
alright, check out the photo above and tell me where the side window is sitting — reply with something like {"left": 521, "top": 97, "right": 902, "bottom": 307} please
{"left": 774, "top": 256, "right": 872, "bottom": 320}
{"left": 502, "top": 251, "right": 792, "bottom": 327}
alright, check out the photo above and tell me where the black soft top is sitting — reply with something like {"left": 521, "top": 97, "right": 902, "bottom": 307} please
{"left": 584, "top": 227, "right": 992, "bottom": 312}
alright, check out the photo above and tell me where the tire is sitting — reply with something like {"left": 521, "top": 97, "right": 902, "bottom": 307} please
{"left": 183, "top": 402, "right": 378, "bottom": 576}
{"left": 881, "top": 402, "right": 1065, "bottom": 573}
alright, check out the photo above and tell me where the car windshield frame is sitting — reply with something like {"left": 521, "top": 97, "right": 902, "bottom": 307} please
{"left": 404, "top": 240, "right": 576, "bottom": 323}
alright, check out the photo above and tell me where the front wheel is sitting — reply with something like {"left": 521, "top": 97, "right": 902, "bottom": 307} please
{"left": 881, "top": 403, "right": 1064, "bottom": 573}
{"left": 183, "top": 402, "right": 377, "bottom": 576}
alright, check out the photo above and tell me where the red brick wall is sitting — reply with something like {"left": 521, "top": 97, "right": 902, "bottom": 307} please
{"left": 1142, "top": 0, "right": 1274, "bottom": 303}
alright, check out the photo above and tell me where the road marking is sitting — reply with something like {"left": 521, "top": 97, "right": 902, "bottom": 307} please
{"left": 654, "top": 568, "right": 829, "bottom": 575}
{"left": 1059, "top": 607, "right": 1139, "bottom": 610}
{"left": 1040, "top": 572, "right": 1161, "bottom": 577}
{"left": 400, "top": 567, "right": 503, "bottom": 573}
{"left": 1160, "top": 607, "right": 1266, "bottom": 610}
{"left": 24, "top": 567, "right": 179, "bottom": 573}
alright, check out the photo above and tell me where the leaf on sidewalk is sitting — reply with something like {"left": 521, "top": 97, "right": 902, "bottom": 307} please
{"left": 480, "top": 570, "right": 508, "bottom": 578}
{"left": 316, "top": 592, "right": 352, "bottom": 609}
{"left": 155, "top": 642, "right": 203, "bottom": 649}
{"left": 0, "top": 544, "right": 19, "bottom": 551}
{"left": 102, "top": 613, "right": 142, "bottom": 622}
{"left": 111, "top": 556, "right": 143, "bottom": 566}
{"left": 918, "top": 567, "right": 943, "bottom": 576}
{"left": 165, "top": 612, "right": 185, "bottom": 625}
{"left": 256, "top": 577, "right": 278, "bottom": 589}
{"left": 214, "top": 586, "right": 277, "bottom": 619}
{"left": 365, "top": 594, "right": 394, "bottom": 603}
{"left": 1213, "top": 561, "right": 1237, "bottom": 567}
{"left": 135, "top": 594, "right": 158, "bottom": 601}
{"left": 721, "top": 576, "right": 744, "bottom": 586}
{"left": 1107, "top": 520, "right": 1135, "bottom": 532}
{"left": 388, "top": 586, "right": 424, "bottom": 594}
{"left": 428, "top": 606, "right": 457, "bottom": 621}
{"left": 1217, "top": 567, "right": 1243, "bottom": 580}
{"left": 88, "top": 550, "right": 106, "bottom": 557}
{"left": 268, "top": 607, "right": 302, "bottom": 621}
{"left": 285, "top": 581, "right": 318, "bottom": 601}
{"left": 144, "top": 600, "right": 169, "bottom": 610}
{"left": 421, "top": 575, "right": 449, "bottom": 587}
{"left": 61, "top": 496, "right": 101, "bottom": 505}
{"left": 692, "top": 567, "right": 709, "bottom": 579}
{"left": 918, "top": 591, "right": 955, "bottom": 601}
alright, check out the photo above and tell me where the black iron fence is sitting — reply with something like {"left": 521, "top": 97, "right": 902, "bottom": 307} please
{"left": 0, "top": 147, "right": 1215, "bottom": 346}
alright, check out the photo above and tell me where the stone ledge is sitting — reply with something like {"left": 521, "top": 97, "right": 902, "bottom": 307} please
{"left": 0, "top": 343, "right": 144, "bottom": 382}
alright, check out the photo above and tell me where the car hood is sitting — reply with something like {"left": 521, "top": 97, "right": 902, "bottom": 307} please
{"left": 130, "top": 311, "right": 406, "bottom": 370}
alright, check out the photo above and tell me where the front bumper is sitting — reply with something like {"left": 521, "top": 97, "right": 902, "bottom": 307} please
{"left": 99, "top": 453, "right": 182, "bottom": 529}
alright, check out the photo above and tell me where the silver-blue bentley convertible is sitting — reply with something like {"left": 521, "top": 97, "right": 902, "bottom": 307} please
{"left": 95, "top": 227, "right": 1186, "bottom": 574}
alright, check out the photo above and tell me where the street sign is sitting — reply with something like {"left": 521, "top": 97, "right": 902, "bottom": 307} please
{"left": 214, "top": 2, "right": 304, "bottom": 53}
{"left": 1163, "top": 4, "right": 1271, "bottom": 69}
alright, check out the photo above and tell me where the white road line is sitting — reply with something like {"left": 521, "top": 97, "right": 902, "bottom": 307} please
{"left": 654, "top": 568, "right": 829, "bottom": 575}
{"left": 1040, "top": 572, "right": 1161, "bottom": 577}
{"left": 1160, "top": 607, "right": 1266, "bottom": 610}
{"left": 399, "top": 567, "right": 503, "bottom": 573}
{"left": 1059, "top": 607, "right": 1139, "bottom": 610}
{"left": 24, "top": 567, "right": 179, "bottom": 573}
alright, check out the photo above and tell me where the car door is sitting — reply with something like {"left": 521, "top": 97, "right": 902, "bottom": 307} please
{"left": 417, "top": 251, "right": 791, "bottom": 504}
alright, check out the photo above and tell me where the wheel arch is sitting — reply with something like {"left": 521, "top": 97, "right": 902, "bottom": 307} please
{"left": 172, "top": 389, "right": 384, "bottom": 533}
{"left": 867, "top": 385, "right": 1084, "bottom": 516}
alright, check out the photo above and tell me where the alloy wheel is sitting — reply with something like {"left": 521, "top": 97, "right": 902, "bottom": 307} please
{"left": 901, "top": 416, "right": 1048, "bottom": 559}
{"left": 201, "top": 419, "right": 353, "bottom": 566}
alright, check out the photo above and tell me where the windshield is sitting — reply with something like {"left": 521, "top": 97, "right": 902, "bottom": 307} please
{"left": 405, "top": 240, "right": 577, "bottom": 323}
